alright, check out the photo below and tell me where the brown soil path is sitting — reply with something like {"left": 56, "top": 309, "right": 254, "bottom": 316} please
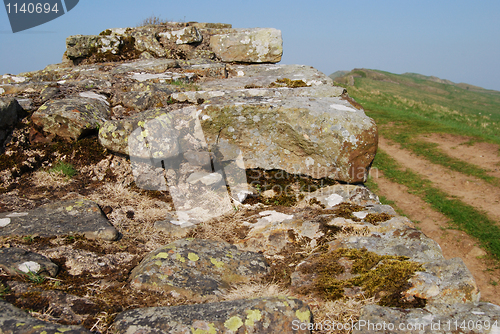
{"left": 369, "top": 170, "right": 500, "bottom": 304}
{"left": 378, "top": 136, "right": 500, "bottom": 223}
{"left": 420, "top": 133, "right": 500, "bottom": 179}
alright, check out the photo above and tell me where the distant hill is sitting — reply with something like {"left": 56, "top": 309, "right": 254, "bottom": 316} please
{"left": 330, "top": 68, "right": 500, "bottom": 143}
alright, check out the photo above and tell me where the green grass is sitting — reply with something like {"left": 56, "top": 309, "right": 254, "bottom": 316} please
{"left": 370, "top": 150, "right": 500, "bottom": 259}
{"left": 335, "top": 68, "right": 500, "bottom": 145}
{"left": 48, "top": 161, "right": 77, "bottom": 178}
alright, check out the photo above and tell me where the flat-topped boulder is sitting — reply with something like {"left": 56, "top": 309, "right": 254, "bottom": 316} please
{"left": 0, "top": 199, "right": 119, "bottom": 240}
{"left": 129, "top": 238, "right": 269, "bottom": 297}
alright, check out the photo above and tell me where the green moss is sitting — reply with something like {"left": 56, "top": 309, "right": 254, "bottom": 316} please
{"left": 330, "top": 203, "right": 364, "bottom": 221}
{"left": 270, "top": 78, "right": 309, "bottom": 88}
{"left": 298, "top": 247, "right": 425, "bottom": 308}
{"left": 364, "top": 212, "right": 393, "bottom": 225}
{"left": 99, "top": 29, "right": 112, "bottom": 36}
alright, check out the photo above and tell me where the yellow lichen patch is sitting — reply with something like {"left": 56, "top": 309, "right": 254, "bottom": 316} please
{"left": 245, "top": 309, "right": 262, "bottom": 326}
{"left": 295, "top": 309, "right": 311, "bottom": 323}
{"left": 16, "top": 323, "right": 25, "bottom": 327}
{"left": 175, "top": 253, "right": 186, "bottom": 263}
{"left": 188, "top": 253, "right": 199, "bottom": 261}
{"left": 210, "top": 257, "right": 224, "bottom": 268}
{"left": 224, "top": 316, "right": 243, "bottom": 331}
{"left": 65, "top": 206, "right": 73, "bottom": 211}
{"left": 155, "top": 252, "right": 169, "bottom": 259}
{"left": 191, "top": 322, "right": 217, "bottom": 334}
{"left": 155, "top": 260, "right": 162, "bottom": 266}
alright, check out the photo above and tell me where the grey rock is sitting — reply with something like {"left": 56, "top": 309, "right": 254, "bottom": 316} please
{"left": 0, "top": 199, "right": 119, "bottom": 241}
{"left": 40, "top": 245, "right": 137, "bottom": 276}
{"left": 405, "top": 257, "right": 480, "bottom": 304}
{"left": 0, "top": 299, "right": 91, "bottom": 333}
{"left": 200, "top": 95, "right": 377, "bottom": 183}
{"left": 0, "top": 247, "right": 59, "bottom": 277}
{"left": 236, "top": 209, "right": 327, "bottom": 256}
{"left": 153, "top": 219, "right": 197, "bottom": 238}
{"left": 65, "top": 35, "right": 101, "bottom": 59}
{"left": 7, "top": 281, "right": 100, "bottom": 326}
{"left": 129, "top": 238, "right": 269, "bottom": 296}
{"left": 301, "top": 184, "right": 382, "bottom": 207}
{"left": 110, "top": 58, "right": 179, "bottom": 75}
{"left": 354, "top": 303, "right": 500, "bottom": 334}
{"left": 131, "top": 30, "right": 166, "bottom": 58}
{"left": 31, "top": 96, "right": 110, "bottom": 141}
{"left": 210, "top": 28, "right": 283, "bottom": 63}
{"left": 329, "top": 227, "right": 445, "bottom": 263}
{"left": 199, "top": 63, "right": 338, "bottom": 91}
{"left": 112, "top": 296, "right": 312, "bottom": 334}
{"left": 39, "top": 86, "right": 60, "bottom": 102}
{"left": 159, "top": 26, "right": 203, "bottom": 45}
{"left": 0, "top": 97, "right": 22, "bottom": 129}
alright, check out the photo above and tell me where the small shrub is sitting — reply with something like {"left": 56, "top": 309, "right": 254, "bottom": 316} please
{"left": 138, "top": 15, "right": 167, "bottom": 27}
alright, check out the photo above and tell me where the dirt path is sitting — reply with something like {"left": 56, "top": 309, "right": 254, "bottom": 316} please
{"left": 378, "top": 136, "right": 500, "bottom": 223}
{"left": 369, "top": 170, "right": 500, "bottom": 304}
{"left": 420, "top": 133, "right": 500, "bottom": 179}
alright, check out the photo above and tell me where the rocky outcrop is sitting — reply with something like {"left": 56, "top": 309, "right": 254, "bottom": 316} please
{"left": 64, "top": 23, "right": 282, "bottom": 65}
{"left": 0, "top": 21, "right": 498, "bottom": 333}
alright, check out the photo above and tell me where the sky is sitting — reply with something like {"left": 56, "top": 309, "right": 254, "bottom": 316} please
{"left": 1, "top": 0, "right": 499, "bottom": 91}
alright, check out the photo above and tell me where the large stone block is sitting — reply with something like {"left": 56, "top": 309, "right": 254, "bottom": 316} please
{"left": 210, "top": 28, "right": 283, "bottom": 63}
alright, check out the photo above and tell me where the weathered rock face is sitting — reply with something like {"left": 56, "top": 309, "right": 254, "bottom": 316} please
{"left": 0, "top": 199, "right": 119, "bottom": 240}
{"left": 355, "top": 303, "right": 500, "bottom": 334}
{"left": 129, "top": 238, "right": 269, "bottom": 297}
{"left": 113, "top": 297, "right": 312, "bottom": 334}
{"left": 0, "top": 299, "right": 92, "bottom": 333}
{"left": 210, "top": 28, "right": 283, "bottom": 63}
{"left": 63, "top": 22, "right": 282, "bottom": 65}
{"left": 0, "top": 247, "right": 59, "bottom": 277}
{"left": 31, "top": 96, "right": 110, "bottom": 141}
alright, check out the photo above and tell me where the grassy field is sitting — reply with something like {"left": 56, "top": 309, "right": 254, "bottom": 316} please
{"left": 332, "top": 69, "right": 500, "bottom": 260}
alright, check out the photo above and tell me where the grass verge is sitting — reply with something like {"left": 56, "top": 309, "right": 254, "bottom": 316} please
{"left": 370, "top": 149, "right": 500, "bottom": 260}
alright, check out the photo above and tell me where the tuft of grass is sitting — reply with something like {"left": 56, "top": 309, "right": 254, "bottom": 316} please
{"left": 138, "top": 15, "right": 168, "bottom": 27}
{"left": 48, "top": 160, "right": 77, "bottom": 178}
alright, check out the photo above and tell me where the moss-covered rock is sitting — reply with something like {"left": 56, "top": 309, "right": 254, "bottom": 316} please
{"left": 31, "top": 96, "right": 110, "bottom": 142}
{"left": 112, "top": 296, "right": 312, "bottom": 334}
{"left": 129, "top": 238, "right": 269, "bottom": 297}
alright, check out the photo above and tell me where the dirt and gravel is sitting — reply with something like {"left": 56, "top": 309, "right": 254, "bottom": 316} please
{"left": 369, "top": 134, "right": 500, "bottom": 305}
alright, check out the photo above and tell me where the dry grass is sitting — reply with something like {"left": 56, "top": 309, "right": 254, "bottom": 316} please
{"left": 31, "top": 170, "right": 73, "bottom": 188}
{"left": 87, "top": 182, "right": 174, "bottom": 247}
{"left": 223, "top": 282, "right": 289, "bottom": 301}
{"left": 309, "top": 296, "right": 378, "bottom": 334}
{"left": 186, "top": 205, "right": 259, "bottom": 244}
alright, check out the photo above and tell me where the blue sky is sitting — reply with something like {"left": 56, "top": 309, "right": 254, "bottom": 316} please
{"left": 1, "top": 0, "right": 499, "bottom": 91}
